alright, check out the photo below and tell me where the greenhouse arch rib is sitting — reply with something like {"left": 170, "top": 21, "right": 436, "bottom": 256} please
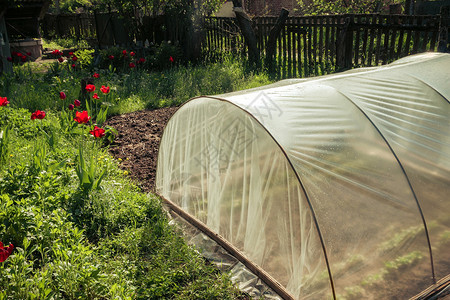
{"left": 409, "top": 76, "right": 450, "bottom": 104}
{"left": 163, "top": 95, "right": 338, "bottom": 300}
{"left": 334, "top": 89, "right": 436, "bottom": 284}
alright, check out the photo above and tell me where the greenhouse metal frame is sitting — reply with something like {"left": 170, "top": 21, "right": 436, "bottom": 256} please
{"left": 156, "top": 53, "right": 450, "bottom": 299}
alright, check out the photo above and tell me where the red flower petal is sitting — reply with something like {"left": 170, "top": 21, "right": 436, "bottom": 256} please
{"left": 85, "top": 84, "right": 96, "bottom": 93}
{"left": 89, "top": 126, "right": 105, "bottom": 138}
{"left": 0, "top": 243, "right": 14, "bottom": 262}
{"left": 0, "top": 97, "right": 9, "bottom": 107}
{"left": 31, "top": 110, "right": 45, "bottom": 120}
{"left": 100, "top": 86, "right": 110, "bottom": 94}
{"left": 74, "top": 111, "right": 91, "bottom": 124}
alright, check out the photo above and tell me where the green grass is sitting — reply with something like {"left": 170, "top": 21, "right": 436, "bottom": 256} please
{"left": 0, "top": 53, "right": 272, "bottom": 299}
{"left": 3, "top": 55, "right": 273, "bottom": 115}
{"left": 42, "top": 38, "right": 91, "bottom": 50}
{"left": 0, "top": 105, "right": 243, "bottom": 299}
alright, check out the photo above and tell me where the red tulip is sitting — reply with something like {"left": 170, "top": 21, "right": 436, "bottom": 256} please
{"left": 72, "top": 56, "right": 78, "bottom": 61}
{"left": 17, "top": 53, "right": 23, "bottom": 57}
{"left": 122, "top": 50, "right": 127, "bottom": 56}
{"left": 68, "top": 104, "right": 74, "bottom": 110}
{"left": 58, "top": 57, "right": 64, "bottom": 63}
{"left": 71, "top": 64, "right": 76, "bottom": 68}
{"left": 0, "top": 242, "right": 14, "bottom": 262}
{"left": 138, "top": 57, "right": 146, "bottom": 64}
{"left": 52, "top": 49, "right": 62, "bottom": 56}
{"left": 85, "top": 84, "right": 95, "bottom": 93}
{"left": 130, "top": 51, "right": 135, "bottom": 57}
{"left": 93, "top": 93, "right": 99, "bottom": 100}
{"left": 74, "top": 99, "right": 81, "bottom": 107}
{"left": 74, "top": 111, "right": 90, "bottom": 124}
{"left": 26, "top": 52, "right": 32, "bottom": 56}
{"left": 69, "top": 51, "right": 73, "bottom": 56}
{"left": 0, "top": 97, "right": 9, "bottom": 107}
{"left": 129, "top": 62, "right": 135, "bottom": 68}
{"left": 59, "top": 92, "right": 66, "bottom": 100}
{"left": 7, "top": 57, "right": 12, "bottom": 62}
{"left": 108, "top": 55, "right": 114, "bottom": 60}
{"left": 89, "top": 126, "right": 106, "bottom": 138}
{"left": 21, "top": 57, "right": 26, "bottom": 62}
{"left": 169, "top": 56, "right": 174, "bottom": 63}
{"left": 100, "top": 85, "right": 110, "bottom": 94}
{"left": 31, "top": 110, "right": 46, "bottom": 120}
{"left": 93, "top": 73, "right": 100, "bottom": 78}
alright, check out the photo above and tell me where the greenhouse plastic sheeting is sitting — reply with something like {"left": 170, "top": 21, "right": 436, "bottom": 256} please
{"left": 156, "top": 53, "right": 450, "bottom": 299}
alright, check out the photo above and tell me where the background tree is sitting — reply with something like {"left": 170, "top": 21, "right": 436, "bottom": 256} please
{"left": 297, "top": 0, "right": 403, "bottom": 15}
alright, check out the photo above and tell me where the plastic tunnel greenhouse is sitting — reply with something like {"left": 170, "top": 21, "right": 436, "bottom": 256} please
{"left": 156, "top": 53, "right": 450, "bottom": 299}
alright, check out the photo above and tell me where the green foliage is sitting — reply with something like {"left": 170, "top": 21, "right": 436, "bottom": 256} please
{"left": 74, "top": 49, "right": 95, "bottom": 69}
{"left": 75, "top": 146, "right": 107, "bottom": 193}
{"left": 297, "top": 0, "right": 403, "bottom": 15}
{"left": 384, "top": 251, "right": 423, "bottom": 272}
{"left": 42, "top": 38, "right": 90, "bottom": 50}
{"left": 379, "top": 225, "right": 423, "bottom": 253}
{"left": 439, "top": 230, "right": 450, "bottom": 245}
{"left": 360, "top": 251, "right": 424, "bottom": 288}
{"left": 0, "top": 54, "right": 272, "bottom": 298}
{"left": 48, "top": 0, "right": 93, "bottom": 13}
{"left": 0, "top": 126, "right": 9, "bottom": 168}
{"left": 0, "top": 104, "right": 242, "bottom": 298}
{"left": 147, "top": 41, "right": 183, "bottom": 70}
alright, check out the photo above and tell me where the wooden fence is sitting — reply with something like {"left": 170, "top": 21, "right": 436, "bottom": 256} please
{"left": 41, "top": 13, "right": 97, "bottom": 42}
{"left": 41, "top": 12, "right": 448, "bottom": 78}
{"left": 204, "top": 14, "right": 446, "bottom": 78}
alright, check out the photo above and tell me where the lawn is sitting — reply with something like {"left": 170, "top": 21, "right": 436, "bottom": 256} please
{"left": 0, "top": 45, "right": 272, "bottom": 299}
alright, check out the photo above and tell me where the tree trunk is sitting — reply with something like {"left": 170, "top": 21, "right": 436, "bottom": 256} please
{"left": 232, "top": 2, "right": 260, "bottom": 66}
{"left": 265, "top": 8, "right": 289, "bottom": 73}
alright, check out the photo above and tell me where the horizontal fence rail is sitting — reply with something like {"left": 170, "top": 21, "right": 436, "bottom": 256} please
{"left": 40, "top": 12, "right": 448, "bottom": 78}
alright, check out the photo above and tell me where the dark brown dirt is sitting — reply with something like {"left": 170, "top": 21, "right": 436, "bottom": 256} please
{"left": 104, "top": 107, "right": 178, "bottom": 192}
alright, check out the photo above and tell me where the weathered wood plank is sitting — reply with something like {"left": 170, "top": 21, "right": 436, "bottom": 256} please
{"left": 412, "top": 16, "right": 423, "bottom": 54}
{"left": 404, "top": 16, "right": 413, "bottom": 56}
{"left": 319, "top": 16, "right": 324, "bottom": 74}
{"left": 361, "top": 15, "right": 370, "bottom": 66}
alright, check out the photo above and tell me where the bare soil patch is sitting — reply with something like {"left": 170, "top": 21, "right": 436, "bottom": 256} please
{"left": 105, "top": 107, "right": 178, "bottom": 192}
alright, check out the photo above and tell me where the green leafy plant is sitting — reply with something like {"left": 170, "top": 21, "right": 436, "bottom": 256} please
{"left": 75, "top": 146, "right": 107, "bottom": 194}
{"left": 0, "top": 54, "right": 271, "bottom": 299}
{"left": 0, "top": 126, "right": 10, "bottom": 167}
{"left": 74, "top": 49, "right": 95, "bottom": 70}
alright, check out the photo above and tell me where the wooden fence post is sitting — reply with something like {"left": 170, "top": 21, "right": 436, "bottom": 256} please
{"left": 437, "top": 6, "right": 449, "bottom": 52}
{"left": 405, "top": 0, "right": 415, "bottom": 15}
{"left": 336, "top": 15, "right": 354, "bottom": 71}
